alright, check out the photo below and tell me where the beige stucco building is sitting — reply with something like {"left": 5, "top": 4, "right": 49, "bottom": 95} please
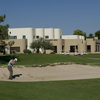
{"left": 1, "top": 28, "right": 100, "bottom": 54}
{"left": 47, "top": 37, "right": 99, "bottom": 54}
{"left": 4, "top": 39, "right": 27, "bottom": 54}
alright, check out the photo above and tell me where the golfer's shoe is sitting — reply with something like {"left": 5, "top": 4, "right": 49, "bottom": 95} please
{"left": 9, "top": 78, "right": 14, "bottom": 80}
{"left": 9, "top": 78, "right": 12, "bottom": 80}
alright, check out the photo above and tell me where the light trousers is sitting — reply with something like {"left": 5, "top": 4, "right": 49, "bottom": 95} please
{"left": 7, "top": 66, "right": 13, "bottom": 79}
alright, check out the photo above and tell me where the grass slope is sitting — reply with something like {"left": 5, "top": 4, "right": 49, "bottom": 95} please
{"left": 0, "top": 79, "right": 100, "bottom": 100}
{"left": 1, "top": 53, "right": 100, "bottom": 66}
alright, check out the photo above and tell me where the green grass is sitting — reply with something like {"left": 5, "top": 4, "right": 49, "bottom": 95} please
{"left": 0, "top": 79, "right": 100, "bottom": 100}
{"left": 1, "top": 54, "right": 100, "bottom": 100}
{"left": 1, "top": 53, "right": 100, "bottom": 66}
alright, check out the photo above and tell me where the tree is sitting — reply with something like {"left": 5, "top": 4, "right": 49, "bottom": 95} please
{"left": 0, "top": 15, "right": 9, "bottom": 41}
{"left": 30, "top": 38, "right": 54, "bottom": 53}
{"left": 88, "top": 33, "right": 94, "bottom": 38}
{"left": 0, "top": 14, "right": 14, "bottom": 54}
{"left": 8, "top": 41, "right": 15, "bottom": 54}
{"left": 0, "top": 14, "right": 6, "bottom": 22}
{"left": 73, "top": 29, "right": 86, "bottom": 39}
{"left": 95, "top": 30, "right": 100, "bottom": 39}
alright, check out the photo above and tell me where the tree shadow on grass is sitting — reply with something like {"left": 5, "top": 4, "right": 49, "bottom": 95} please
{"left": 0, "top": 54, "right": 20, "bottom": 64}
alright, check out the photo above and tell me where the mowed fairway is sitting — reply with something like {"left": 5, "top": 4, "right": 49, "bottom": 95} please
{"left": 0, "top": 79, "right": 100, "bottom": 100}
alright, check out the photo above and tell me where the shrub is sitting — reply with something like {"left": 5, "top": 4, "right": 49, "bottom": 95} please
{"left": 23, "top": 49, "right": 32, "bottom": 54}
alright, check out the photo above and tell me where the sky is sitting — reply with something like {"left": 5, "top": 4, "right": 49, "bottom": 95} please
{"left": 0, "top": 0, "right": 100, "bottom": 36}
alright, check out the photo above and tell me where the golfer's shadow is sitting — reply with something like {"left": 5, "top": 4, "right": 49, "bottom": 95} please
{"left": 12, "top": 74, "right": 22, "bottom": 79}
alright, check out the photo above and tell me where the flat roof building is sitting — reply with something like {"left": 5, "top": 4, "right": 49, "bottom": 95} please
{"left": 1, "top": 27, "right": 100, "bottom": 54}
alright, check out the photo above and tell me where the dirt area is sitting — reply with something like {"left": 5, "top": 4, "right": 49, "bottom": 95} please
{"left": 0, "top": 64, "right": 100, "bottom": 82}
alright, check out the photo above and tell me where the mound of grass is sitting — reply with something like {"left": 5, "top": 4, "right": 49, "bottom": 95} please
{"left": 1, "top": 53, "right": 100, "bottom": 66}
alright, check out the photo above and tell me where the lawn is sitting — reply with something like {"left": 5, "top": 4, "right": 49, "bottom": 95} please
{"left": 0, "top": 53, "right": 100, "bottom": 66}
{"left": 0, "top": 79, "right": 100, "bottom": 100}
{"left": 0, "top": 53, "right": 100, "bottom": 100}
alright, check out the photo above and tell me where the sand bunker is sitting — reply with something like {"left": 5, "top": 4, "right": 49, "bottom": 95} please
{"left": 0, "top": 64, "right": 100, "bottom": 82}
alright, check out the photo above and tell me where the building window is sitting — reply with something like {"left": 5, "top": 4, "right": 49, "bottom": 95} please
{"left": 62, "top": 46, "right": 64, "bottom": 52}
{"left": 76, "top": 45, "right": 78, "bottom": 52}
{"left": 33, "top": 36, "right": 35, "bottom": 39}
{"left": 23, "top": 35, "right": 26, "bottom": 39}
{"left": 98, "top": 45, "right": 99, "bottom": 52}
{"left": 70, "top": 46, "right": 75, "bottom": 52}
{"left": 45, "top": 36, "right": 49, "bottom": 38}
{"left": 87, "top": 45, "right": 91, "bottom": 52}
{"left": 96, "top": 45, "right": 97, "bottom": 52}
{"left": 26, "top": 45, "right": 27, "bottom": 49}
{"left": 10, "top": 36, "right": 17, "bottom": 39}
{"left": 36, "top": 36, "right": 39, "bottom": 38}
{"left": 9, "top": 32, "right": 11, "bottom": 34}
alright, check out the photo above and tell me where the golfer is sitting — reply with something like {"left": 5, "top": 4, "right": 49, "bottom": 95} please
{"left": 7, "top": 58, "right": 17, "bottom": 80}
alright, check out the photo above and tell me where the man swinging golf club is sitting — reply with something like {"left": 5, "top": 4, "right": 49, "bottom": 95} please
{"left": 7, "top": 58, "right": 17, "bottom": 80}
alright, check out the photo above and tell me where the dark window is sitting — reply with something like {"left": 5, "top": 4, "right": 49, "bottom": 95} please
{"left": 54, "top": 46, "right": 57, "bottom": 53}
{"left": 23, "top": 35, "right": 26, "bottom": 39}
{"left": 36, "top": 36, "right": 39, "bottom": 38}
{"left": 10, "top": 47, "right": 20, "bottom": 53}
{"left": 76, "top": 45, "right": 78, "bottom": 49}
{"left": 26, "top": 45, "right": 27, "bottom": 49}
{"left": 33, "top": 36, "right": 35, "bottom": 39}
{"left": 62, "top": 46, "right": 64, "bottom": 52}
{"left": 98, "top": 45, "right": 99, "bottom": 51}
{"left": 76, "top": 45, "right": 78, "bottom": 52}
{"left": 96, "top": 45, "right": 97, "bottom": 52}
{"left": 10, "top": 36, "right": 17, "bottom": 39}
{"left": 87, "top": 45, "right": 91, "bottom": 52}
{"left": 70, "top": 46, "right": 75, "bottom": 52}
{"left": 45, "top": 36, "right": 49, "bottom": 38}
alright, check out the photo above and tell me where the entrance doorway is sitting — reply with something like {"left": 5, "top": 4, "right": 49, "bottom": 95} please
{"left": 54, "top": 46, "right": 57, "bottom": 53}
{"left": 87, "top": 45, "right": 91, "bottom": 52}
{"left": 70, "top": 46, "right": 75, "bottom": 52}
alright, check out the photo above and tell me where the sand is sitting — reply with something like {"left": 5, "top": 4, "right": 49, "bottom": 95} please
{"left": 0, "top": 64, "right": 100, "bottom": 82}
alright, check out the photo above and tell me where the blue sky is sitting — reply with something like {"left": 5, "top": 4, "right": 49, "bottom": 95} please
{"left": 0, "top": 0, "right": 100, "bottom": 36}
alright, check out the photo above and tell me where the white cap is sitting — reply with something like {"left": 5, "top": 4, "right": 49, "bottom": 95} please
{"left": 15, "top": 58, "right": 18, "bottom": 62}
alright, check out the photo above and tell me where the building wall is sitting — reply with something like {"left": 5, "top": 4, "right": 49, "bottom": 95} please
{"left": 54, "top": 29, "right": 62, "bottom": 39}
{"left": 44, "top": 28, "right": 54, "bottom": 39}
{"left": 49, "top": 39, "right": 87, "bottom": 53}
{"left": 9, "top": 28, "right": 62, "bottom": 51}
{"left": 35, "top": 28, "right": 44, "bottom": 38}
{"left": 9, "top": 28, "right": 35, "bottom": 50}
{"left": 48, "top": 39, "right": 62, "bottom": 53}
{"left": 86, "top": 38, "right": 96, "bottom": 52}
{"left": 64, "top": 39, "right": 87, "bottom": 53}
{"left": 8, "top": 28, "right": 98, "bottom": 54}
{"left": 35, "top": 28, "right": 62, "bottom": 39}
{"left": 94, "top": 38, "right": 100, "bottom": 52}
{"left": 4, "top": 38, "right": 96, "bottom": 54}
{"left": 62, "top": 35, "right": 84, "bottom": 41}
{"left": 78, "top": 41, "right": 87, "bottom": 52}
{"left": 5, "top": 39, "right": 27, "bottom": 54}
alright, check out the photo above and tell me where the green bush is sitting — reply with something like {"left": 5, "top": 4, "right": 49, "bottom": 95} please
{"left": 23, "top": 49, "right": 32, "bottom": 54}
